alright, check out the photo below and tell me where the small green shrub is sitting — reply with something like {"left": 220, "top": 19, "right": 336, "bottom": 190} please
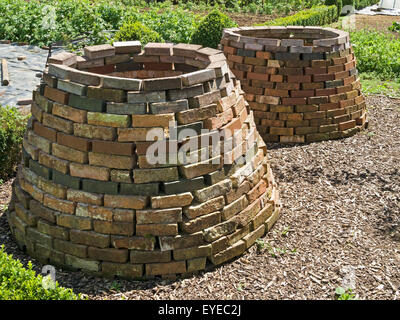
{"left": 325, "top": 0, "right": 343, "bottom": 16}
{"left": 0, "top": 106, "right": 28, "bottom": 181}
{"left": 264, "top": 5, "right": 338, "bottom": 26}
{"left": 0, "top": 245, "right": 79, "bottom": 300}
{"left": 190, "top": 9, "right": 237, "bottom": 49}
{"left": 114, "top": 20, "right": 162, "bottom": 45}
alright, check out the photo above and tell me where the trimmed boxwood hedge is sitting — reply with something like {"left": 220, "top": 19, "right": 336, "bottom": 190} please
{"left": 264, "top": 5, "right": 338, "bottom": 26}
{"left": 190, "top": 9, "right": 237, "bottom": 49}
{"left": 0, "top": 245, "right": 80, "bottom": 300}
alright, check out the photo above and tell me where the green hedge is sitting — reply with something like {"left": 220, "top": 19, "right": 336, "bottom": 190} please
{"left": 0, "top": 245, "right": 79, "bottom": 300}
{"left": 0, "top": 106, "right": 28, "bottom": 181}
{"left": 264, "top": 5, "right": 338, "bottom": 26}
{"left": 114, "top": 21, "right": 162, "bottom": 45}
{"left": 190, "top": 9, "right": 237, "bottom": 49}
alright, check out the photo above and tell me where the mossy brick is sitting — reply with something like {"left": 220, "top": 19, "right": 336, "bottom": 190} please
{"left": 52, "top": 143, "right": 88, "bottom": 163}
{"left": 30, "top": 199, "right": 58, "bottom": 224}
{"left": 180, "top": 211, "right": 222, "bottom": 234}
{"left": 106, "top": 102, "right": 146, "bottom": 115}
{"left": 26, "top": 227, "right": 53, "bottom": 248}
{"left": 130, "top": 250, "right": 171, "bottom": 263}
{"left": 88, "top": 247, "right": 128, "bottom": 263}
{"left": 66, "top": 189, "right": 103, "bottom": 206}
{"left": 93, "top": 220, "right": 134, "bottom": 236}
{"left": 136, "top": 207, "right": 182, "bottom": 224}
{"left": 28, "top": 131, "right": 52, "bottom": 154}
{"left": 52, "top": 102, "right": 87, "bottom": 123}
{"left": 87, "top": 86, "right": 126, "bottom": 102}
{"left": 42, "top": 113, "right": 73, "bottom": 135}
{"left": 111, "top": 236, "right": 155, "bottom": 250}
{"left": 73, "top": 123, "right": 116, "bottom": 141}
{"left": 133, "top": 167, "right": 179, "bottom": 184}
{"left": 119, "top": 182, "right": 159, "bottom": 196}
{"left": 145, "top": 260, "right": 186, "bottom": 276}
{"left": 65, "top": 254, "right": 100, "bottom": 272}
{"left": 162, "top": 176, "right": 205, "bottom": 195}
{"left": 57, "top": 79, "right": 87, "bottom": 96}
{"left": 110, "top": 170, "right": 132, "bottom": 183}
{"left": 136, "top": 223, "right": 178, "bottom": 236}
{"left": 68, "top": 94, "right": 105, "bottom": 112}
{"left": 306, "top": 132, "right": 330, "bottom": 142}
{"left": 29, "top": 159, "right": 52, "bottom": 180}
{"left": 37, "top": 219, "right": 69, "bottom": 240}
{"left": 87, "top": 112, "right": 130, "bottom": 128}
{"left": 57, "top": 214, "right": 92, "bottom": 230}
{"left": 82, "top": 179, "right": 118, "bottom": 195}
{"left": 14, "top": 184, "right": 32, "bottom": 209}
{"left": 102, "top": 262, "right": 142, "bottom": 278}
{"left": 15, "top": 203, "right": 37, "bottom": 226}
{"left": 54, "top": 238, "right": 87, "bottom": 258}
{"left": 52, "top": 169, "right": 81, "bottom": 189}
{"left": 76, "top": 204, "right": 113, "bottom": 221}
{"left": 173, "top": 244, "right": 212, "bottom": 260}
{"left": 187, "top": 257, "right": 207, "bottom": 272}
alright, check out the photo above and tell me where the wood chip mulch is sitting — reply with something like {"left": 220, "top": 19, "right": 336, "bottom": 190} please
{"left": 0, "top": 95, "right": 399, "bottom": 300}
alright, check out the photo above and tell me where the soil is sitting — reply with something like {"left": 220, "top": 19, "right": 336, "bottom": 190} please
{"left": 355, "top": 14, "right": 400, "bottom": 33}
{"left": 0, "top": 95, "right": 399, "bottom": 300}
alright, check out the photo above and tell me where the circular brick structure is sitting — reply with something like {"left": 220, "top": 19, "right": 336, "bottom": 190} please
{"left": 220, "top": 26, "right": 367, "bottom": 143}
{"left": 6, "top": 41, "right": 281, "bottom": 279}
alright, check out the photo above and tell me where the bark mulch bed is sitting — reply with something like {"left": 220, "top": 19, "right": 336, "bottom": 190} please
{"left": 0, "top": 95, "right": 399, "bottom": 300}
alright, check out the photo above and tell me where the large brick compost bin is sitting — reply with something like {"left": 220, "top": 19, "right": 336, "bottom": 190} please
{"left": 6, "top": 42, "right": 281, "bottom": 279}
{"left": 220, "top": 26, "right": 367, "bottom": 143}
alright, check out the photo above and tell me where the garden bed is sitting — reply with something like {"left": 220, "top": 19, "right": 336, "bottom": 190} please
{"left": 0, "top": 95, "right": 399, "bottom": 299}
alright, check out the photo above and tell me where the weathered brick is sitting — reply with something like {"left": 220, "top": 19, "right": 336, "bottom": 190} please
{"left": 130, "top": 250, "right": 171, "bottom": 263}
{"left": 104, "top": 194, "right": 147, "bottom": 210}
{"left": 180, "top": 211, "right": 221, "bottom": 234}
{"left": 93, "top": 220, "right": 134, "bottom": 236}
{"left": 88, "top": 246, "right": 128, "bottom": 263}
{"left": 89, "top": 152, "right": 135, "bottom": 170}
{"left": 136, "top": 208, "right": 182, "bottom": 224}
{"left": 145, "top": 261, "right": 186, "bottom": 276}
{"left": 151, "top": 192, "right": 193, "bottom": 209}
{"left": 136, "top": 223, "right": 178, "bottom": 236}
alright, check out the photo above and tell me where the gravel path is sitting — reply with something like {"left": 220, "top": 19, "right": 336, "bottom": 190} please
{"left": 0, "top": 95, "right": 399, "bottom": 300}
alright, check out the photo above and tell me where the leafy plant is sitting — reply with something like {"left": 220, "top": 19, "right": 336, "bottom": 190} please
{"left": 351, "top": 30, "right": 400, "bottom": 80}
{"left": 0, "top": 245, "right": 79, "bottom": 300}
{"left": 190, "top": 9, "right": 237, "bottom": 49}
{"left": 114, "top": 20, "right": 162, "bottom": 45}
{"left": 335, "top": 286, "right": 356, "bottom": 300}
{"left": 0, "top": 106, "right": 28, "bottom": 181}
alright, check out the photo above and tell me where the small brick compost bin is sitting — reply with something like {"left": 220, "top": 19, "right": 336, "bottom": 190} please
{"left": 220, "top": 26, "right": 367, "bottom": 143}
{"left": 6, "top": 41, "right": 281, "bottom": 279}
